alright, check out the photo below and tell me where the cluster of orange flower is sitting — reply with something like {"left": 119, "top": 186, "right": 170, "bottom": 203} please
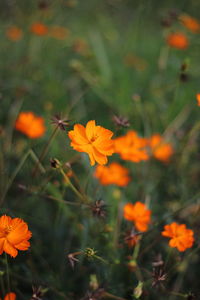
{"left": 68, "top": 121, "right": 174, "bottom": 168}
{"left": 123, "top": 202, "right": 194, "bottom": 252}
{"left": 6, "top": 23, "right": 70, "bottom": 42}
{"left": 166, "top": 14, "right": 200, "bottom": 50}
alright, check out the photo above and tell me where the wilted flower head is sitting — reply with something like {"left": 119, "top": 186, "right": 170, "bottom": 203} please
{"left": 15, "top": 112, "right": 46, "bottom": 138}
{"left": 94, "top": 163, "right": 131, "bottom": 187}
{"left": 112, "top": 115, "right": 130, "bottom": 128}
{"left": 124, "top": 229, "right": 141, "bottom": 248}
{"left": 68, "top": 120, "right": 114, "bottom": 166}
{"left": 123, "top": 202, "right": 151, "bottom": 232}
{"left": 91, "top": 200, "right": 107, "bottom": 218}
{"left": 0, "top": 215, "right": 32, "bottom": 257}
{"left": 114, "top": 131, "right": 149, "bottom": 163}
{"left": 6, "top": 26, "right": 23, "bottom": 41}
{"left": 167, "top": 32, "right": 189, "bottom": 49}
{"left": 148, "top": 134, "right": 174, "bottom": 163}
{"left": 51, "top": 114, "right": 70, "bottom": 131}
{"left": 162, "top": 222, "right": 194, "bottom": 252}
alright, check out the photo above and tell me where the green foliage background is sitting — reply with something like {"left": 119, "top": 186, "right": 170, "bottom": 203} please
{"left": 0, "top": 0, "right": 200, "bottom": 299}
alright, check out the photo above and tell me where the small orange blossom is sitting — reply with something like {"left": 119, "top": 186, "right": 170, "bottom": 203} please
{"left": 149, "top": 134, "right": 173, "bottom": 163}
{"left": 15, "top": 112, "right": 46, "bottom": 139}
{"left": 6, "top": 26, "right": 23, "bottom": 41}
{"left": 0, "top": 293, "right": 16, "bottom": 300}
{"left": 68, "top": 120, "right": 114, "bottom": 166}
{"left": 123, "top": 202, "right": 151, "bottom": 232}
{"left": 94, "top": 162, "right": 131, "bottom": 186}
{"left": 167, "top": 32, "right": 189, "bottom": 49}
{"left": 0, "top": 215, "right": 32, "bottom": 258}
{"left": 114, "top": 131, "right": 149, "bottom": 163}
{"left": 179, "top": 14, "right": 200, "bottom": 33}
{"left": 162, "top": 222, "right": 194, "bottom": 252}
{"left": 30, "top": 22, "right": 48, "bottom": 36}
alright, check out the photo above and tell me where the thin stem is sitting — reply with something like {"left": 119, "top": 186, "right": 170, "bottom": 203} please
{"left": 32, "top": 126, "right": 59, "bottom": 177}
{"left": 60, "top": 168, "right": 88, "bottom": 203}
{"left": 103, "top": 292, "right": 127, "bottom": 300}
{"left": 5, "top": 253, "right": 11, "bottom": 293}
{"left": 0, "top": 149, "right": 45, "bottom": 205}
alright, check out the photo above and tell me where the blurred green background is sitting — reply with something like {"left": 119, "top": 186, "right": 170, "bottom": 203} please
{"left": 1, "top": 0, "right": 200, "bottom": 299}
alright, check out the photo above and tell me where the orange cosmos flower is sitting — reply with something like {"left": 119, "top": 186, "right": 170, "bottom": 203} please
{"left": 15, "top": 112, "right": 46, "bottom": 139}
{"left": 114, "top": 131, "right": 149, "bottom": 163}
{"left": 49, "top": 26, "right": 70, "bottom": 40}
{"left": 0, "top": 215, "right": 32, "bottom": 258}
{"left": 179, "top": 14, "right": 200, "bottom": 33}
{"left": 30, "top": 22, "right": 48, "bottom": 36}
{"left": 1, "top": 293, "right": 17, "bottom": 300}
{"left": 196, "top": 93, "right": 200, "bottom": 106}
{"left": 149, "top": 134, "right": 173, "bottom": 163}
{"left": 123, "top": 202, "right": 151, "bottom": 232}
{"left": 167, "top": 32, "right": 189, "bottom": 49}
{"left": 162, "top": 222, "right": 194, "bottom": 252}
{"left": 68, "top": 120, "right": 114, "bottom": 166}
{"left": 6, "top": 26, "right": 23, "bottom": 41}
{"left": 94, "top": 162, "right": 131, "bottom": 186}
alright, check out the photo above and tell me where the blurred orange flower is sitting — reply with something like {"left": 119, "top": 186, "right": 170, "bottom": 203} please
{"left": 68, "top": 120, "right": 114, "bottom": 166}
{"left": 2, "top": 293, "right": 16, "bottom": 300}
{"left": 6, "top": 26, "right": 23, "bottom": 41}
{"left": 149, "top": 134, "right": 173, "bottom": 163}
{"left": 49, "top": 26, "right": 70, "bottom": 40}
{"left": 162, "top": 222, "right": 194, "bottom": 252}
{"left": 179, "top": 14, "right": 200, "bottom": 33}
{"left": 30, "top": 22, "right": 48, "bottom": 36}
{"left": 114, "top": 131, "right": 149, "bottom": 163}
{"left": 94, "top": 162, "right": 131, "bottom": 186}
{"left": 123, "top": 202, "right": 151, "bottom": 232}
{"left": 167, "top": 32, "right": 189, "bottom": 49}
{"left": 196, "top": 93, "right": 200, "bottom": 106}
{"left": 15, "top": 112, "right": 46, "bottom": 139}
{"left": 0, "top": 215, "right": 32, "bottom": 258}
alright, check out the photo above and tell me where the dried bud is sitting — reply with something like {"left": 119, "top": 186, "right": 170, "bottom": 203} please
{"left": 112, "top": 115, "right": 130, "bottom": 128}
{"left": 180, "top": 72, "right": 189, "bottom": 82}
{"left": 51, "top": 114, "right": 70, "bottom": 131}
{"left": 31, "top": 286, "right": 46, "bottom": 300}
{"left": 84, "top": 247, "right": 96, "bottom": 258}
{"left": 38, "top": 1, "right": 49, "bottom": 10}
{"left": 50, "top": 158, "right": 61, "bottom": 169}
{"left": 91, "top": 200, "right": 106, "bottom": 218}
{"left": 160, "top": 18, "right": 172, "bottom": 27}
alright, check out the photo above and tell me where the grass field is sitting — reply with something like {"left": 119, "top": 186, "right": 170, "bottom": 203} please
{"left": 0, "top": 1, "right": 200, "bottom": 299}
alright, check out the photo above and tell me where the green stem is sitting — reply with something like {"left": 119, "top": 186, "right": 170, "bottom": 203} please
{"left": 32, "top": 126, "right": 59, "bottom": 177}
{"left": 60, "top": 168, "right": 88, "bottom": 203}
{"left": 5, "top": 254, "right": 11, "bottom": 293}
{"left": 0, "top": 149, "right": 45, "bottom": 205}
